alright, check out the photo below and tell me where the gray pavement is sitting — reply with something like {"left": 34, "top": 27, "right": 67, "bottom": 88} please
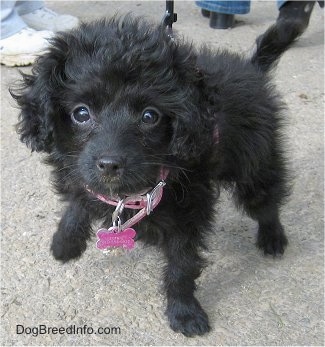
{"left": 1, "top": 1, "right": 324, "bottom": 345}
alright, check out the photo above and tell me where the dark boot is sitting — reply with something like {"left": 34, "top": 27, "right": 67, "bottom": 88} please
{"left": 209, "top": 12, "right": 235, "bottom": 29}
{"left": 201, "top": 9, "right": 235, "bottom": 29}
{"left": 201, "top": 9, "right": 210, "bottom": 18}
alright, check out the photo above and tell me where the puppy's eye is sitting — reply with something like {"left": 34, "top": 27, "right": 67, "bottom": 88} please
{"left": 142, "top": 109, "right": 160, "bottom": 125}
{"left": 71, "top": 106, "right": 91, "bottom": 124}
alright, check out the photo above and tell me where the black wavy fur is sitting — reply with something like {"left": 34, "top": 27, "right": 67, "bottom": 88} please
{"left": 252, "top": 21, "right": 303, "bottom": 72}
{"left": 12, "top": 16, "right": 292, "bottom": 337}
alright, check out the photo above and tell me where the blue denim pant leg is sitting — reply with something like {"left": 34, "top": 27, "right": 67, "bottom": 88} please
{"left": 195, "top": 1, "right": 288, "bottom": 14}
{"left": 15, "top": 0, "right": 44, "bottom": 16}
{"left": 1, "top": 1, "right": 43, "bottom": 38}
{"left": 195, "top": 1, "right": 251, "bottom": 15}
{"left": 1, "top": 1, "right": 26, "bottom": 38}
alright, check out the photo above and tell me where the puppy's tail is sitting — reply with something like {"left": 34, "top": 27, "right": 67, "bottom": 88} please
{"left": 251, "top": 20, "right": 304, "bottom": 72}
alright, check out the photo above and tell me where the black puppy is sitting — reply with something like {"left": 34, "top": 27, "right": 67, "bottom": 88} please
{"left": 13, "top": 16, "right": 293, "bottom": 337}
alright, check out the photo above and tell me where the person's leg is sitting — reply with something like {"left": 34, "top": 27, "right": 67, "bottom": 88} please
{"left": 196, "top": 0, "right": 250, "bottom": 14}
{"left": 1, "top": 1, "right": 27, "bottom": 38}
{"left": 15, "top": 0, "right": 43, "bottom": 16}
{"left": 1, "top": 0, "right": 78, "bottom": 66}
{"left": 196, "top": 1, "right": 250, "bottom": 29}
{"left": 16, "top": 0, "right": 79, "bottom": 32}
{"left": 0, "top": 1, "right": 53, "bottom": 66}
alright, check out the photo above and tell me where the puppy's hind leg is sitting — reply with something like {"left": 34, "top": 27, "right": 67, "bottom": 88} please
{"left": 234, "top": 159, "right": 289, "bottom": 256}
{"left": 51, "top": 201, "right": 92, "bottom": 262}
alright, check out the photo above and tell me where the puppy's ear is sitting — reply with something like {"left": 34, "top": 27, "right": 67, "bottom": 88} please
{"left": 168, "top": 58, "right": 213, "bottom": 161}
{"left": 11, "top": 72, "right": 53, "bottom": 153}
{"left": 170, "top": 109, "right": 209, "bottom": 161}
{"left": 11, "top": 37, "right": 68, "bottom": 153}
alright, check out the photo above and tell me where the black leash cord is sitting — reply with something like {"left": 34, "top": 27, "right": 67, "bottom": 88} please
{"left": 163, "top": 0, "right": 177, "bottom": 34}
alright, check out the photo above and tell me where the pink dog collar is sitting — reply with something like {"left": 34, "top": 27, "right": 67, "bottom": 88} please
{"left": 86, "top": 168, "right": 169, "bottom": 253}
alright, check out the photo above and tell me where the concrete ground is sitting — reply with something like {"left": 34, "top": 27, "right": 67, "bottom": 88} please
{"left": 1, "top": 1, "right": 324, "bottom": 346}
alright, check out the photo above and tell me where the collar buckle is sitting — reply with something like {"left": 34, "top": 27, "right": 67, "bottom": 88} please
{"left": 146, "top": 180, "right": 166, "bottom": 215}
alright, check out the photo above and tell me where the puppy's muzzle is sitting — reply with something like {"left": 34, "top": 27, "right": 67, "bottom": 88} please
{"left": 96, "top": 155, "right": 124, "bottom": 179}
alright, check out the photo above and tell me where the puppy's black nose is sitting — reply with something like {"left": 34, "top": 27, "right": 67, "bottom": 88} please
{"left": 96, "top": 156, "right": 123, "bottom": 177}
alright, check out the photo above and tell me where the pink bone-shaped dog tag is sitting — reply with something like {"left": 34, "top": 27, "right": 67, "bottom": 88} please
{"left": 96, "top": 227, "right": 136, "bottom": 250}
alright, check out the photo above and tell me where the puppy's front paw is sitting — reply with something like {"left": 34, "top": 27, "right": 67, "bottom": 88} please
{"left": 257, "top": 224, "right": 288, "bottom": 256}
{"left": 51, "top": 231, "right": 86, "bottom": 262}
{"left": 166, "top": 297, "right": 211, "bottom": 337}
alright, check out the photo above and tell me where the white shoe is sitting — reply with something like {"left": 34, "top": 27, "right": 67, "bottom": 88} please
{"left": 21, "top": 7, "right": 79, "bottom": 32}
{"left": 0, "top": 27, "right": 53, "bottom": 67}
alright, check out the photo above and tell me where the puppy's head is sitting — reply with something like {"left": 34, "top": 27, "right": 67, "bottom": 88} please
{"left": 13, "top": 16, "right": 212, "bottom": 197}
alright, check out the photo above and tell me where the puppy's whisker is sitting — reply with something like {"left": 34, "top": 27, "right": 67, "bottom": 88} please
{"left": 131, "top": 161, "right": 192, "bottom": 173}
{"left": 57, "top": 163, "right": 79, "bottom": 173}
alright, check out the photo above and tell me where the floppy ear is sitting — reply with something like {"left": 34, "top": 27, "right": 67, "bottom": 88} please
{"left": 11, "top": 37, "right": 68, "bottom": 153}
{"left": 170, "top": 107, "right": 210, "bottom": 161}
{"left": 11, "top": 71, "right": 54, "bottom": 153}
{"left": 168, "top": 58, "right": 214, "bottom": 161}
